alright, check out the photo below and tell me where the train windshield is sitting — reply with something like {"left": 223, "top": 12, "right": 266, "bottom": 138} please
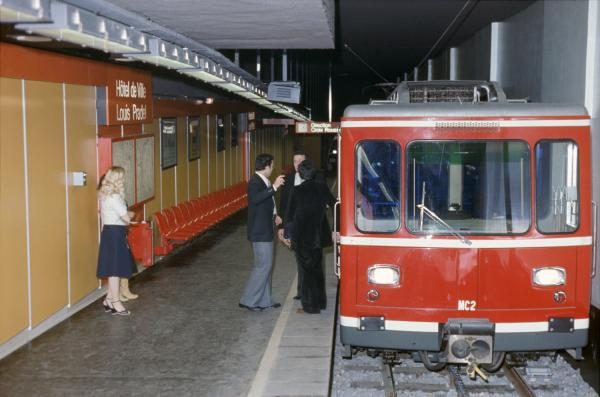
{"left": 406, "top": 140, "right": 531, "bottom": 235}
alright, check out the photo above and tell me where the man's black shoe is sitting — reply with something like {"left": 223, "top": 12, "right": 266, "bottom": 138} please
{"left": 293, "top": 295, "right": 301, "bottom": 300}
{"left": 260, "top": 302, "right": 281, "bottom": 310}
{"left": 238, "top": 303, "right": 263, "bottom": 312}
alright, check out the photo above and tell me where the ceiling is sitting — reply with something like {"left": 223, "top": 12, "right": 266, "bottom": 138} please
{"left": 2, "top": 0, "right": 536, "bottom": 119}
{"left": 105, "top": 0, "right": 335, "bottom": 49}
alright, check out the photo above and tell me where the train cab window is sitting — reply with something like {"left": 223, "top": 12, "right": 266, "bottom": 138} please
{"left": 536, "top": 140, "right": 579, "bottom": 233}
{"left": 355, "top": 140, "right": 400, "bottom": 233}
{"left": 406, "top": 141, "right": 531, "bottom": 235}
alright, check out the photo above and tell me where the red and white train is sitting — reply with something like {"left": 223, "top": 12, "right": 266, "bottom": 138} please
{"left": 335, "top": 80, "right": 596, "bottom": 372}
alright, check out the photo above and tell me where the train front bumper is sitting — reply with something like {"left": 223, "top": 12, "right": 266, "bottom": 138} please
{"left": 339, "top": 315, "right": 589, "bottom": 352}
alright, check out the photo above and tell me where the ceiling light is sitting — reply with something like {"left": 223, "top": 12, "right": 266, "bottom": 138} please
{"left": 0, "top": 0, "right": 50, "bottom": 23}
{"left": 7, "top": 34, "right": 52, "bottom": 42}
{"left": 16, "top": 2, "right": 148, "bottom": 54}
{"left": 123, "top": 38, "right": 194, "bottom": 69}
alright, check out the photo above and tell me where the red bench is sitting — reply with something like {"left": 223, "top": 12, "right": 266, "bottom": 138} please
{"left": 153, "top": 182, "right": 248, "bottom": 256}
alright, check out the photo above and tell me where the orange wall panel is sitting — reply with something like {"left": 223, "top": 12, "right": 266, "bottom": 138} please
{"left": 176, "top": 117, "right": 188, "bottom": 203}
{"left": 65, "top": 84, "right": 100, "bottom": 304}
{"left": 200, "top": 115, "right": 209, "bottom": 196}
{"left": 25, "top": 81, "right": 68, "bottom": 326}
{"left": 162, "top": 167, "right": 175, "bottom": 209}
{"left": 209, "top": 115, "right": 217, "bottom": 193}
{"left": 143, "top": 120, "right": 161, "bottom": 217}
{"left": 0, "top": 78, "right": 29, "bottom": 343}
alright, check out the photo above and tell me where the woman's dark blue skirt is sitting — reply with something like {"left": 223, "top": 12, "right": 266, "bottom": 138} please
{"left": 97, "top": 225, "right": 134, "bottom": 278}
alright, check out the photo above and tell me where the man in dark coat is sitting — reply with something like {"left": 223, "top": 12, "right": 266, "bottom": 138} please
{"left": 285, "top": 159, "right": 336, "bottom": 314}
{"left": 239, "top": 153, "right": 285, "bottom": 311}
{"left": 277, "top": 150, "right": 306, "bottom": 299}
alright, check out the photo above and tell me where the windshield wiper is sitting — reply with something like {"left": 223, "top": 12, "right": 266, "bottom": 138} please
{"left": 417, "top": 203, "right": 472, "bottom": 246}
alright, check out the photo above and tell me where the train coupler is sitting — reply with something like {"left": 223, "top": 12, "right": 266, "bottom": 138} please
{"left": 466, "top": 362, "right": 489, "bottom": 382}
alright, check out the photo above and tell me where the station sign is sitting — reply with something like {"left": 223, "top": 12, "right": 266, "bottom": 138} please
{"left": 104, "top": 69, "right": 153, "bottom": 125}
{"left": 295, "top": 122, "right": 340, "bottom": 134}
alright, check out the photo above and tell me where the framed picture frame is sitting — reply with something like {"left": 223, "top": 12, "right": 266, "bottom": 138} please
{"left": 217, "top": 114, "right": 226, "bottom": 152}
{"left": 231, "top": 113, "right": 239, "bottom": 147}
{"left": 188, "top": 116, "right": 201, "bottom": 161}
{"left": 160, "top": 117, "right": 177, "bottom": 169}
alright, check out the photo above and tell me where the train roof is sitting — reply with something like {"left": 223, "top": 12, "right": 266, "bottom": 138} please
{"left": 343, "top": 102, "right": 589, "bottom": 118}
{"left": 343, "top": 80, "right": 588, "bottom": 118}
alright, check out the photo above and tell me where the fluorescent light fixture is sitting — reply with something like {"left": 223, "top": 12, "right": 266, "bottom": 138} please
{"left": 178, "top": 57, "right": 227, "bottom": 83}
{"left": 0, "top": 0, "right": 49, "bottom": 23}
{"left": 16, "top": 2, "right": 147, "bottom": 54}
{"left": 123, "top": 38, "right": 195, "bottom": 69}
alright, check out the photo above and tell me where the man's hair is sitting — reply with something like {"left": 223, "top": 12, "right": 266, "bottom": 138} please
{"left": 298, "top": 159, "right": 316, "bottom": 180}
{"left": 255, "top": 153, "right": 274, "bottom": 171}
{"left": 292, "top": 150, "right": 306, "bottom": 158}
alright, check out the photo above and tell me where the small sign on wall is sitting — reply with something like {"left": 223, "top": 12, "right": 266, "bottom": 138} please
{"left": 188, "top": 116, "right": 201, "bottom": 161}
{"left": 217, "top": 114, "right": 226, "bottom": 152}
{"left": 160, "top": 117, "right": 177, "bottom": 169}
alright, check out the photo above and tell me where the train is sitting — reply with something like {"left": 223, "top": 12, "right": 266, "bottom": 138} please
{"left": 335, "top": 80, "right": 597, "bottom": 376}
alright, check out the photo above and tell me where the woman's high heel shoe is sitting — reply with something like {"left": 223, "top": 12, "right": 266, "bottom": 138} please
{"left": 109, "top": 298, "right": 130, "bottom": 316}
{"left": 102, "top": 299, "right": 113, "bottom": 313}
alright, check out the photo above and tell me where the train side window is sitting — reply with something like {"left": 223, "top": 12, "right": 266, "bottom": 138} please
{"left": 355, "top": 140, "right": 401, "bottom": 233}
{"left": 536, "top": 140, "right": 579, "bottom": 233}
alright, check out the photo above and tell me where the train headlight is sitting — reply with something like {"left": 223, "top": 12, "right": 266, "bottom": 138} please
{"left": 532, "top": 267, "right": 566, "bottom": 286}
{"left": 368, "top": 265, "right": 400, "bottom": 285}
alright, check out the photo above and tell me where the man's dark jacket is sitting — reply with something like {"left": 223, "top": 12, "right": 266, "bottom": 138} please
{"left": 247, "top": 173, "right": 276, "bottom": 242}
{"left": 286, "top": 179, "right": 336, "bottom": 250}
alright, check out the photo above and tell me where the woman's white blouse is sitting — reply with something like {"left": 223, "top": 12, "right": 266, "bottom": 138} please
{"left": 100, "top": 194, "right": 128, "bottom": 226}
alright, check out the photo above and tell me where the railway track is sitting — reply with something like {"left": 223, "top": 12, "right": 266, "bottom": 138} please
{"left": 331, "top": 337, "right": 598, "bottom": 396}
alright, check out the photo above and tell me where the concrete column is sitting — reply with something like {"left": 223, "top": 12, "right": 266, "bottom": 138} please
{"left": 282, "top": 49, "right": 288, "bottom": 81}
{"left": 490, "top": 22, "right": 504, "bottom": 82}
{"left": 234, "top": 50, "right": 239, "bottom": 66}
{"left": 256, "top": 50, "right": 261, "bottom": 80}
{"left": 427, "top": 59, "right": 433, "bottom": 80}
{"left": 413, "top": 66, "right": 418, "bottom": 81}
{"left": 450, "top": 47, "right": 458, "bottom": 80}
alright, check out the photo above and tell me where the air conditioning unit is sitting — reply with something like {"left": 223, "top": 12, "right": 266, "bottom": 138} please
{"left": 267, "top": 81, "right": 301, "bottom": 104}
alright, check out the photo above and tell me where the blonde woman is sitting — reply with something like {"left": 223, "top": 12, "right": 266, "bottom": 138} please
{"left": 97, "top": 166, "right": 136, "bottom": 315}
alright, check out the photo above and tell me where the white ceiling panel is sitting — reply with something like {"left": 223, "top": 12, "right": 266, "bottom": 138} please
{"left": 106, "top": 0, "right": 335, "bottom": 49}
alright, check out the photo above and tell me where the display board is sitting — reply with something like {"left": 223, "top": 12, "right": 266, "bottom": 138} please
{"left": 112, "top": 139, "right": 135, "bottom": 205}
{"left": 136, "top": 136, "right": 154, "bottom": 202}
{"left": 188, "top": 116, "right": 201, "bottom": 160}
{"left": 161, "top": 117, "right": 177, "bottom": 168}
{"left": 217, "top": 114, "right": 226, "bottom": 152}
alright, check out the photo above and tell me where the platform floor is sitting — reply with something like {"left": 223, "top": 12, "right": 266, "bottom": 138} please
{"left": 0, "top": 210, "right": 338, "bottom": 397}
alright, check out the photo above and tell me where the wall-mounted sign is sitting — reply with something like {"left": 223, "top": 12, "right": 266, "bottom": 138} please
{"left": 262, "top": 118, "right": 296, "bottom": 126}
{"left": 217, "top": 114, "right": 226, "bottom": 152}
{"left": 160, "top": 117, "right": 177, "bottom": 169}
{"left": 188, "top": 116, "right": 201, "bottom": 161}
{"left": 295, "top": 122, "right": 340, "bottom": 134}
{"left": 105, "top": 69, "right": 153, "bottom": 125}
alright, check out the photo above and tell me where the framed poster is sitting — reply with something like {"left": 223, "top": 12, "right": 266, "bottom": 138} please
{"left": 136, "top": 136, "right": 155, "bottom": 202}
{"left": 217, "top": 114, "right": 226, "bottom": 152}
{"left": 112, "top": 139, "right": 135, "bottom": 205}
{"left": 188, "top": 116, "right": 201, "bottom": 161}
{"left": 160, "top": 117, "right": 177, "bottom": 169}
{"left": 231, "top": 113, "right": 239, "bottom": 147}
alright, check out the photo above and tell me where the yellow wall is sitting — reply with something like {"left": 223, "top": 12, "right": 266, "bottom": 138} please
{"left": 65, "top": 84, "right": 99, "bottom": 304}
{"left": 209, "top": 115, "right": 217, "bottom": 193}
{"left": 0, "top": 78, "right": 29, "bottom": 344}
{"left": 26, "top": 81, "right": 69, "bottom": 326}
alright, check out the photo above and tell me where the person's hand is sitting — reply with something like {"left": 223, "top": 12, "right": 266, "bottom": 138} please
{"left": 275, "top": 215, "right": 282, "bottom": 226}
{"left": 283, "top": 238, "right": 292, "bottom": 249}
{"left": 273, "top": 174, "right": 285, "bottom": 189}
{"left": 277, "top": 228, "right": 285, "bottom": 241}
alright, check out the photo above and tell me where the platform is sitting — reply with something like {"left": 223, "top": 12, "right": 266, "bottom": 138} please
{"left": 0, "top": 210, "right": 338, "bottom": 397}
